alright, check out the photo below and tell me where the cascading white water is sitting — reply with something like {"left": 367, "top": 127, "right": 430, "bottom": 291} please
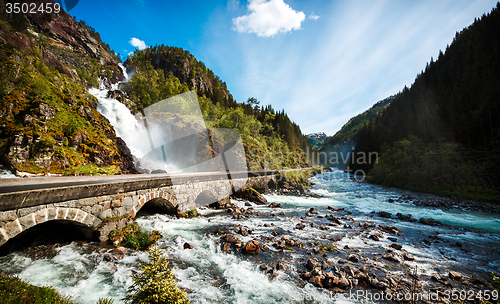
{"left": 91, "top": 87, "right": 150, "bottom": 158}
{"left": 0, "top": 168, "right": 16, "bottom": 178}
{"left": 90, "top": 64, "right": 184, "bottom": 172}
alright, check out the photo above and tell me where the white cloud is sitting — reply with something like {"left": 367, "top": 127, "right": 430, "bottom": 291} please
{"left": 129, "top": 37, "right": 147, "bottom": 50}
{"left": 309, "top": 12, "right": 320, "bottom": 20}
{"left": 232, "top": 0, "right": 305, "bottom": 37}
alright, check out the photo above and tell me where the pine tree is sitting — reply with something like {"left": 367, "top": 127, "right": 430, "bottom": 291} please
{"left": 124, "top": 246, "right": 190, "bottom": 304}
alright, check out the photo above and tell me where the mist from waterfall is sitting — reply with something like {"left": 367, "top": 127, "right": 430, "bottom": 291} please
{"left": 91, "top": 64, "right": 247, "bottom": 175}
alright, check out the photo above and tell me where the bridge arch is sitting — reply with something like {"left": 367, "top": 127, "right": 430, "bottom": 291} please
{"left": 194, "top": 189, "right": 220, "bottom": 207}
{"left": 0, "top": 207, "right": 100, "bottom": 247}
{"left": 132, "top": 190, "right": 180, "bottom": 216}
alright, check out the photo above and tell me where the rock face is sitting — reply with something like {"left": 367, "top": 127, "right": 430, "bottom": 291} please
{"left": 0, "top": 0, "right": 136, "bottom": 175}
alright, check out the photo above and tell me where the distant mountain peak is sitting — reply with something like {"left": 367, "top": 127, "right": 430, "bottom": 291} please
{"left": 306, "top": 132, "right": 328, "bottom": 149}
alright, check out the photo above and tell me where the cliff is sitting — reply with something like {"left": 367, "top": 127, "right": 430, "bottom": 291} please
{"left": 0, "top": 0, "right": 136, "bottom": 175}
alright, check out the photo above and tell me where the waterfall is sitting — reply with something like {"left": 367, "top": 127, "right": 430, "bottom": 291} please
{"left": 91, "top": 64, "right": 185, "bottom": 173}
{"left": 91, "top": 64, "right": 247, "bottom": 175}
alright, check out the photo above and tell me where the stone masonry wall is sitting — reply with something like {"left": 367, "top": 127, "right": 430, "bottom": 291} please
{"left": 0, "top": 174, "right": 275, "bottom": 246}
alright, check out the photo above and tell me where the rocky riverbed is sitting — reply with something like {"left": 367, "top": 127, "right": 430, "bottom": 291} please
{"left": 0, "top": 169, "right": 499, "bottom": 303}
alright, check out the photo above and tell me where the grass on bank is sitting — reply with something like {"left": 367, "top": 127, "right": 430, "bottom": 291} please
{"left": 0, "top": 272, "right": 77, "bottom": 304}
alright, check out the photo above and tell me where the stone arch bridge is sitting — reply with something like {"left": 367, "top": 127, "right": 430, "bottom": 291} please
{"left": 0, "top": 171, "right": 278, "bottom": 246}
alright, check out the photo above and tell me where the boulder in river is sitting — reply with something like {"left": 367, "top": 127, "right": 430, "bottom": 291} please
{"left": 449, "top": 271, "right": 463, "bottom": 280}
{"left": 183, "top": 242, "right": 194, "bottom": 249}
{"left": 390, "top": 243, "right": 402, "bottom": 250}
{"left": 377, "top": 211, "right": 392, "bottom": 218}
{"left": 242, "top": 239, "right": 260, "bottom": 254}
{"left": 269, "top": 202, "right": 282, "bottom": 208}
{"left": 234, "top": 188, "right": 267, "bottom": 205}
{"left": 222, "top": 234, "right": 240, "bottom": 244}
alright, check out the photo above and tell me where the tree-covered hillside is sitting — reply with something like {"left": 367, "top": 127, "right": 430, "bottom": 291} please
{"left": 351, "top": 3, "right": 500, "bottom": 201}
{"left": 319, "top": 96, "right": 391, "bottom": 168}
{"left": 120, "top": 45, "right": 315, "bottom": 170}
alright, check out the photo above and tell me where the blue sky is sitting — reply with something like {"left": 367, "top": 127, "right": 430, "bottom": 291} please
{"left": 71, "top": 0, "right": 498, "bottom": 136}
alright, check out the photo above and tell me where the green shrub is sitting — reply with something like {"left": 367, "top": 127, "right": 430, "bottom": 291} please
{"left": 124, "top": 246, "right": 190, "bottom": 304}
{"left": 109, "top": 222, "right": 161, "bottom": 250}
{"left": 96, "top": 298, "right": 114, "bottom": 304}
{"left": 0, "top": 272, "right": 77, "bottom": 304}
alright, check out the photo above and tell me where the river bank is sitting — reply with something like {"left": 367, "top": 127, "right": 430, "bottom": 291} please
{"left": 0, "top": 169, "right": 498, "bottom": 303}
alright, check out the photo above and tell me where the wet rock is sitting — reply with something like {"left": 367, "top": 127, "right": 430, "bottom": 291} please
{"left": 221, "top": 243, "right": 231, "bottom": 251}
{"left": 388, "top": 237, "right": 398, "bottom": 242}
{"left": 234, "top": 188, "right": 267, "bottom": 205}
{"left": 369, "top": 234, "right": 381, "bottom": 241}
{"left": 237, "top": 227, "right": 249, "bottom": 237}
{"left": 183, "top": 242, "right": 194, "bottom": 249}
{"left": 327, "top": 206, "right": 344, "bottom": 212}
{"left": 338, "top": 277, "right": 350, "bottom": 289}
{"left": 259, "top": 265, "right": 268, "bottom": 272}
{"left": 379, "top": 225, "right": 399, "bottom": 234}
{"left": 309, "top": 275, "right": 324, "bottom": 287}
{"left": 273, "top": 240, "right": 285, "bottom": 250}
{"left": 326, "top": 214, "right": 342, "bottom": 225}
{"left": 396, "top": 213, "right": 414, "bottom": 221}
{"left": 311, "top": 267, "right": 323, "bottom": 277}
{"left": 403, "top": 252, "right": 415, "bottom": 261}
{"left": 209, "top": 198, "right": 235, "bottom": 209}
{"left": 112, "top": 247, "right": 128, "bottom": 255}
{"left": 343, "top": 265, "right": 356, "bottom": 277}
{"left": 377, "top": 211, "right": 392, "bottom": 218}
{"left": 276, "top": 262, "right": 284, "bottom": 271}
{"left": 242, "top": 239, "right": 260, "bottom": 254}
{"left": 309, "top": 208, "right": 318, "bottom": 215}
{"left": 348, "top": 254, "right": 360, "bottom": 263}
{"left": 222, "top": 234, "right": 240, "bottom": 244}
{"left": 360, "top": 265, "right": 367, "bottom": 273}
{"left": 383, "top": 253, "right": 402, "bottom": 263}
{"left": 295, "top": 223, "right": 306, "bottom": 230}
{"left": 390, "top": 243, "right": 402, "bottom": 250}
{"left": 104, "top": 254, "right": 115, "bottom": 262}
{"left": 307, "top": 258, "right": 321, "bottom": 270}
{"left": 357, "top": 272, "right": 368, "bottom": 282}
{"left": 449, "top": 271, "right": 463, "bottom": 280}
{"left": 368, "top": 276, "right": 388, "bottom": 289}
{"left": 418, "top": 217, "right": 442, "bottom": 226}
{"left": 269, "top": 202, "right": 282, "bottom": 208}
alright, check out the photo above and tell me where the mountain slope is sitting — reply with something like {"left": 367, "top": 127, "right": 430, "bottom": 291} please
{"left": 318, "top": 96, "right": 391, "bottom": 168}
{"left": 0, "top": 0, "right": 135, "bottom": 175}
{"left": 306, "top": 132, "right": 327, "bottom": 149}
{"left": 351, "top": 3, "right": 500, "bottom": 200}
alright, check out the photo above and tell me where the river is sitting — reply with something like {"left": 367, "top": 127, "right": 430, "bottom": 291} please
{"left": 0, "top": 169, "right": 499, "bottom": 303}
